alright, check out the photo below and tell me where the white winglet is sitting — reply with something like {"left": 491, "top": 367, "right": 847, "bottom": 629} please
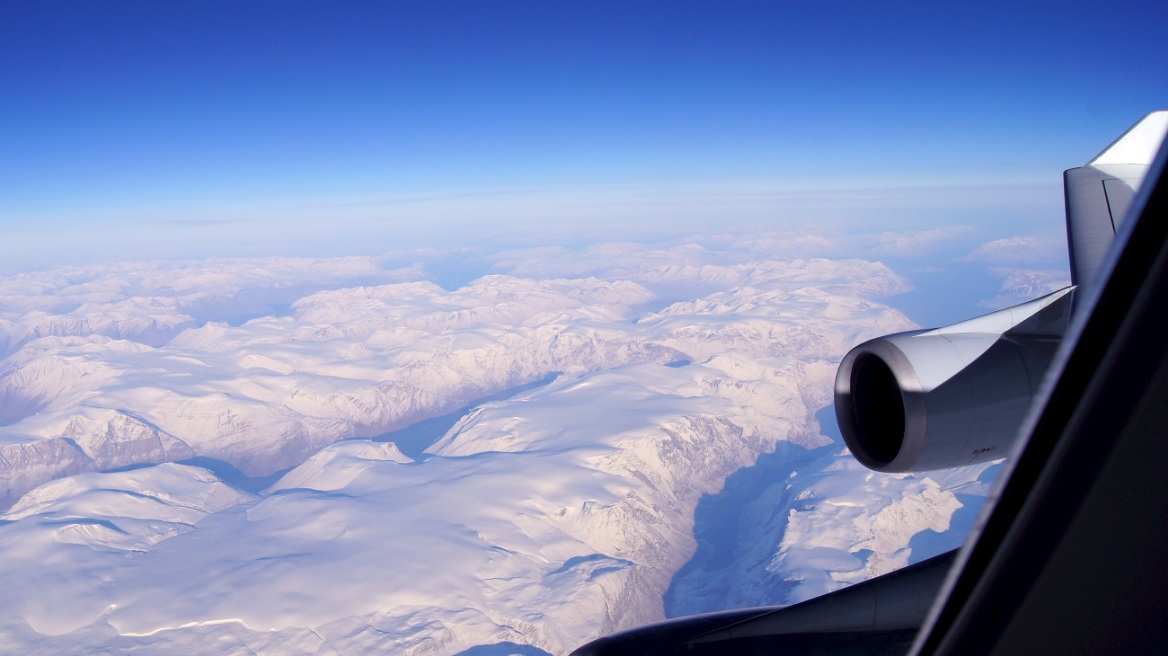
{"left": 1066, "top": 111, "right": 1168, "bottom": 289}
{"left": 1090, "top": 110, "right": 1168, "bottom": 166}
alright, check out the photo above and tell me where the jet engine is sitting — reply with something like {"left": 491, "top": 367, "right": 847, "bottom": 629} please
{"left": 834, "top": 287, "right": 1074, "bottom": 472}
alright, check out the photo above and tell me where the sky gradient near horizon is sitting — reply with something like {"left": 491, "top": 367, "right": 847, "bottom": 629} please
{"left": 2, "top": 1, "right": 1166, "bottom": 269}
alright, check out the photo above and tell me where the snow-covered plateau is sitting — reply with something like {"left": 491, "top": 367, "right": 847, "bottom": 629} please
{"left": 0, "top": 248, "right": 991, "bottom": 655}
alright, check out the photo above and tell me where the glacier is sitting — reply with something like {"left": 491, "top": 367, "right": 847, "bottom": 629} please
{"left": 0, "top": 246, "right": 991, "bottom": 654}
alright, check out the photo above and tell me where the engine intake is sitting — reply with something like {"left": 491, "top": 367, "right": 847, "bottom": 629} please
{"left": 834, "top": 288, "right": 1074, "bottom": 472}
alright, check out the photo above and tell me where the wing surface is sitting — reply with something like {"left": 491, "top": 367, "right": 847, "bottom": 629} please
{"left": 913, "top": 117, "right": 1168, "bottom": 655}
{"left": 1064, "top": 110, "right": 1168, "bottom": 291}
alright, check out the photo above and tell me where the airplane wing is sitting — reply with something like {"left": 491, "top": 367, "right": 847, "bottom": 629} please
{"left": 571, "top": 111, "right": 1168, "bottom": 655}
{"left": 834, "top": 113, "right": 1168, "bottom": 476}
{"left": 1065, "top": 111, "right": 1168, "bottom": 292}
{"left": 912, "top": 114, "right": 1168, "bottom": 654}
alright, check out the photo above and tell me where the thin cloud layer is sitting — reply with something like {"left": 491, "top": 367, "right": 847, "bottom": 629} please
{"left": 962, "top": 235, "right": 1066, "bottom": 264}
{"left": 871, "top": 226, "right": 974, "bottom": 257}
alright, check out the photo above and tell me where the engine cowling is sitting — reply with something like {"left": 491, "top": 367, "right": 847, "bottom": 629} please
{"left": 834, "top": 287, "right": 1075, "bottom": 472}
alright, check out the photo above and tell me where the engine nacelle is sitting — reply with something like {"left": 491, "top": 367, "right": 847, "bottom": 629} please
{"left": 834, "top": 287, "right": 1075, "bottom": 472}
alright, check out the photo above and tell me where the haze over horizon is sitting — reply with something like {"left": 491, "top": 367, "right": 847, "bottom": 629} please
{"left": 2, "top": 1, "right": 1165, "bottom": 271}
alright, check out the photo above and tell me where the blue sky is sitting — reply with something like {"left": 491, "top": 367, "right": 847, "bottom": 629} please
{"left": 2, "top": 1, "right": 1166, "bottom": 269}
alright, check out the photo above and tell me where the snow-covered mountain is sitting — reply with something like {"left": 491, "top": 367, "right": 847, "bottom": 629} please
{"left": 0, "top": 247, "right": 989, "bottom": 654}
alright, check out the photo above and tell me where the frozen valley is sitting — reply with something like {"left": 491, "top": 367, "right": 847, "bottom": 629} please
{"left": 0, "top": 244, "right": 994, "bottom": 655}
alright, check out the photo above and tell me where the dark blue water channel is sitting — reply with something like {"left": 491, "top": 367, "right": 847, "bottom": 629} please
{"left": 372, "top": 372, "right": 560, "bottom": 459}
{"left": 906, "top": 462, "right": 1001, "bottom": 564}
{"left": 665, "top": 404, "right": 1002, "bottom": 614}
{"left": 453, "top": 642, "right": 553, "bottom": 656}
{"left": 102, "top": 456, "right": 292, "bottom": 495}
{"left": 664, "top": 406, "right": 841, "bottom": 616}
{"left": 177, "top": 457, "right": 293, "bottom": 494}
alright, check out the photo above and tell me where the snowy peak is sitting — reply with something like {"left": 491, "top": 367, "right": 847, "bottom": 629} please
{"left": 0, "top": 245, "right": 985, "bottom": 654}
